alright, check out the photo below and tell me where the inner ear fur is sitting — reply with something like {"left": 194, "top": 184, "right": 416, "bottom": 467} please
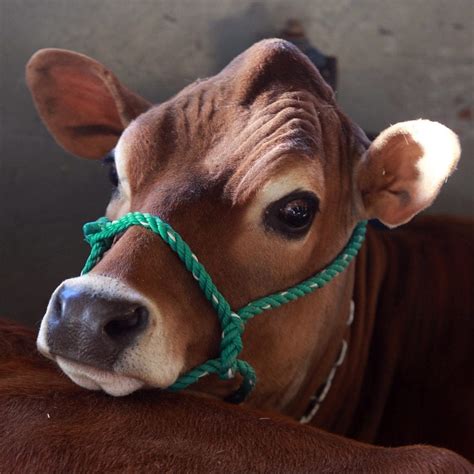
{"left": 357, "top": 119, "right": 461, "bottom": 227}
{"left": 26, "top": 48, "right": 151, "bottom": 159}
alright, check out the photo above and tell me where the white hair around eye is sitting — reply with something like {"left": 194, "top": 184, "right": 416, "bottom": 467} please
{"left": 243, "top": 159, "right": 325, "bottom": 232}
{"left": 105, "top": 128, "right": 133, "bottom": 219}
{"left": 113, "top": 134, "right": 131, "bottom": 201}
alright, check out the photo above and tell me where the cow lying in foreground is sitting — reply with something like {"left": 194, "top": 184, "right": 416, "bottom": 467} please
{"left": 1, "top": 319, "right": 471, "bottom": 472}
{"left": 14, "top": 39, "right": 472, "bottom": 469}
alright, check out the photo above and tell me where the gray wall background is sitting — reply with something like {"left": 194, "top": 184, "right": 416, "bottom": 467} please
{"left": 1, "top": 0, "right": 473, "bottom": 326}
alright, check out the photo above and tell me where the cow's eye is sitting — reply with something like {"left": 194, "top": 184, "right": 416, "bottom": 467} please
{"left": 264, "top": 191, "right": 319, "bottom": 239}
{"left": 102, "top": 150, "right": 119, "bottom": 188}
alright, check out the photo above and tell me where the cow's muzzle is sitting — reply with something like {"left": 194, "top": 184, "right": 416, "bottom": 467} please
{"left": 45, "top": 281, "right": 149, "bottom": 370}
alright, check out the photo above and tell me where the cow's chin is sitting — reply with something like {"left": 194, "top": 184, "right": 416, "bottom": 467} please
{"left": 56, "top": 357, "right": 145, "bottom": 397}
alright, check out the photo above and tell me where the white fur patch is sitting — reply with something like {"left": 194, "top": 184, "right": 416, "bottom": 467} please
{"left": 406, "top": 120, "right": 461, "bottom": 206}
{"left": 113, "top": 132, "right": 132, "bottom": 201}
{"left": 56, "top": 356, "right": 145, "bottom": 396}
{"left": 105, "top": 129, "right": 133, "bottom": 218}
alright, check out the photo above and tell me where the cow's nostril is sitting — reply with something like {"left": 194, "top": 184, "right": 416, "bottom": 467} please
{"left": 103, "top": 306, "right": 149, "bottom": 340}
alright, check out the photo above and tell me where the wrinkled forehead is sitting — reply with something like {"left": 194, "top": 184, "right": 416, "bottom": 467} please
{"left": 115, "top": 40, "right": 352, "bottom": 205}
{"left": 117, "top": 94, "right": 332, "bottom": 202}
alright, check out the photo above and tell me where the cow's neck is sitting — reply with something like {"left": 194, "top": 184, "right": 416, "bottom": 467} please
{"left": 299, "top": 299, "right": 355, "bottom": 424}
{"left": 284, "top": 226, "right": 388, "bottom": 435}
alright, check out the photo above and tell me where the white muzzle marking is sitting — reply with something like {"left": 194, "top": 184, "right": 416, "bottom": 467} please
{"left": 37, "top": 274, "right": 185, "bottom": 396}
{"left": 56, "top": 356, "right": 145, "bottom": 396}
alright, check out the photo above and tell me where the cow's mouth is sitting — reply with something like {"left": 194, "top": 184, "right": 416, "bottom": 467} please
{"left": 56, "top": 356, "right": 145, "bottom": 396}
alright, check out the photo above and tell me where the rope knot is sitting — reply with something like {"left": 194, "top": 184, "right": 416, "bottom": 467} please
{"left": 83, "top": 217, "right": 110, "bottom": 243}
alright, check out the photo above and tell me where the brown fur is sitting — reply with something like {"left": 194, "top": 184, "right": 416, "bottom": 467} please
{"left": 22, "top": 39, "right": 472, "bottom": 468}
{"left": 300, "top": 216, "right": 474, "bottom": 459}
{"left": 0, "top": 318, "right": 471, "bottom": 473}
{"left": 27, "top": 39, "right": 371, "bottom": 408}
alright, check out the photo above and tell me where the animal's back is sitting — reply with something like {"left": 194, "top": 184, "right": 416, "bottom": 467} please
{"left": 4, "top": 318, "right": 470, "bottom": 473}
{"left": 359, "top": 215, "right": 473, "bottom": 457}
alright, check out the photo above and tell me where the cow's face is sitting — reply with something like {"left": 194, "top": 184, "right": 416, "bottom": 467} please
{"left": 30, "top": 40, "right": 460, "bottom": 406}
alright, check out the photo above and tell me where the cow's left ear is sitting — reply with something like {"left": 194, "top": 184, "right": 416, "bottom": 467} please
{"left": 26, "top": 48, "right": 151, "bottom": 159}
{"left": 356, "top": 120, "right": 461, "bottom": 228}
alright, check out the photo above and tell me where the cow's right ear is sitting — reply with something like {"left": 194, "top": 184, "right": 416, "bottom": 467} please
{"left": 355, "top": 120, "right": 460, "bottom": 228}
{"left": 26, "top": 49, "right": 151, "bottom": 159}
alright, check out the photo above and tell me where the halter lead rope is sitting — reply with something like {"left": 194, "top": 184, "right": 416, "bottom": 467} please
{"left": 82, "top": 212, "right": 367, "bottom": 402}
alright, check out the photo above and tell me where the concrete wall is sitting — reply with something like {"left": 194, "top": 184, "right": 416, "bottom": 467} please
{"left": 1, "top": 0, "right": 473, "bottom": 326}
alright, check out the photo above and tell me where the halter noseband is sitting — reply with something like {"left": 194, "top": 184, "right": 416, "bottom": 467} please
{"left": 82, "top": 212, "right": 367, "bottom": 402}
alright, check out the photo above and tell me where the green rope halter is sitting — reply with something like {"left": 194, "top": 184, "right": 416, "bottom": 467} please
{"left": 82, "top": 212, "right": 367, "bottom": 402}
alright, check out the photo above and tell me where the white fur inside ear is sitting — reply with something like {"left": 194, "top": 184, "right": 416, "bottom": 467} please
{"left": 403, "top": 119, "right": 461, "bottom": 207}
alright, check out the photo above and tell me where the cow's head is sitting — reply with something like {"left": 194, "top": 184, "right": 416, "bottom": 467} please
{"left": 31, "top": 40, "right": 460, "bottom": 408}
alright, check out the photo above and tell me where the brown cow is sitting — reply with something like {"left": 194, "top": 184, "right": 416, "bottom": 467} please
{"left": 1, "top": 318, "right": 472, "bottom": 472}
{"left": 21, "top": 39, "right": 472, "bottom": 467}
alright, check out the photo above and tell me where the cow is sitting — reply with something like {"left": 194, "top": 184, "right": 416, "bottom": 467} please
{"left": 18, "top": 39, "right": 472, "bottom": 468}
{"left": 1, "top": 318, "right": 472, "bottom": 472}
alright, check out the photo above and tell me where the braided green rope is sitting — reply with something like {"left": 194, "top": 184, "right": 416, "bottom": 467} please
{"left": 81, "top": 212, "right": 367, "bottom": 402}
